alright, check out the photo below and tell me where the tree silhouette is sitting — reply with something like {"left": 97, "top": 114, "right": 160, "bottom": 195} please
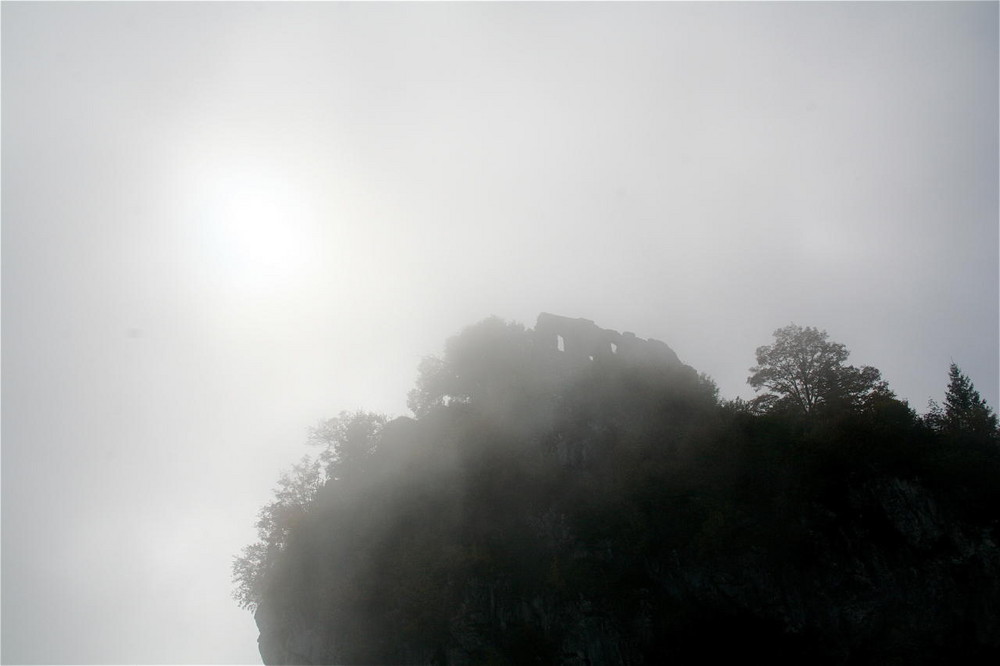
{"left": 928, "top": 364, "right": 998, "bottom": 438}
{"left": 236, "top": 316, "right": 1000, "bottom": 664}
{"left": 748, "top": 324, "right": 890, "bottom": 415}
{"left": 231, "top": 455, "right": 323, "bottom": 611}
{"left": 407, "top": 317, "right": 534, "bottom": 417}
{"left": 309, "top": 410, "right": 389, "bottom": 481}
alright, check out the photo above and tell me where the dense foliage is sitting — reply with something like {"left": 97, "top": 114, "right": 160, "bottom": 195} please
{"left": 747, "top": 324, "right": 892, "bottom": 415}
{"left": 235, "top": 318, "right": 999, "bottom": 665}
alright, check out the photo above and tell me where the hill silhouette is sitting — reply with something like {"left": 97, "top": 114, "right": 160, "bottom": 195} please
{"left": 236, "top": 315, "right": 1000, "bottom": 665}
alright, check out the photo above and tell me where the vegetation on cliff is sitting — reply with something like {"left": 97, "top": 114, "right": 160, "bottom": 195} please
{"left": 235, "top": 316, "right": 999, "bottom": 665}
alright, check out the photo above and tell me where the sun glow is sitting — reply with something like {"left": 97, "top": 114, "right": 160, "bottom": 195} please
{"left": 189, "top": 164, "right": 321, "bottom": 297}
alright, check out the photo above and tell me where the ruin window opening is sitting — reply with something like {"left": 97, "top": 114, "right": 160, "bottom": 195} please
{"left": 556, "top": 335, "right": 565, "bottom": 352}
{"left": 610, "top": 342, "right": 618, "bottom": 354}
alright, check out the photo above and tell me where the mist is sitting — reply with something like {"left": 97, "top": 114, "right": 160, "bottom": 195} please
{"left": 2, "top": 2, "right": 997, "bottom": 664}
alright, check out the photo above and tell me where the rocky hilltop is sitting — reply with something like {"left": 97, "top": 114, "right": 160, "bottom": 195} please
{"left": 248, "top": 315, "right": 1000, "bottom": 665}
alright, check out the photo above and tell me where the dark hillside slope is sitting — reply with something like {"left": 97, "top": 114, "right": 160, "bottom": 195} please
{"left": 247, "top": 315, "right": 1000, "bottom": 665}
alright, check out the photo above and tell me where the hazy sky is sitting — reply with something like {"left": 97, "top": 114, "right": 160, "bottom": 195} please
{"left": 2, "top": 2, "right": 997, "bottom": 664}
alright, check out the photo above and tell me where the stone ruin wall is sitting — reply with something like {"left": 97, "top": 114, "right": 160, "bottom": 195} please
{"left": 533, "top": 312, "right": 682, "bottom": 368}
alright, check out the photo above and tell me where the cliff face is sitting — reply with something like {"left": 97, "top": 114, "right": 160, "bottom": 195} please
{"left": 251, "top": 316, "right": 1000, "bottom": 665}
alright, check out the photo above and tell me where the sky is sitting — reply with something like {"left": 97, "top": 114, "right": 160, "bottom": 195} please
{"left": 2, "top": 2, "right": 997, "bottom": 664}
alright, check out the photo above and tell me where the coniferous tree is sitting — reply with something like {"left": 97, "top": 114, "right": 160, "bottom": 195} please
{"left": 934, "top": 363, "right": 999, "bottom": 438}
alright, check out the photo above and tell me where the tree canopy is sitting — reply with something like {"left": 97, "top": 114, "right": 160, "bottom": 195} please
{"left": 928, "top": 363, "right": 999, "bottom": 439}
{"left": 407, "top": 316, "right": 533, "bottom": 418}
{"left": 748, "top": 324, "right": 892, "bottom": 415}
{"left": 236, "top": 316, "right": 1000, "bottom": 664}
{"left": 232, "top": 455, "right": 323, "bottom": 611}
{"left": 309, "top": 410, "right": 389, "bottom": 481}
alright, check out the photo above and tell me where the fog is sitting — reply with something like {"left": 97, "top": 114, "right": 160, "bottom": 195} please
{"left": 2, "top": 2, "right": 997, "bottom": 664}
